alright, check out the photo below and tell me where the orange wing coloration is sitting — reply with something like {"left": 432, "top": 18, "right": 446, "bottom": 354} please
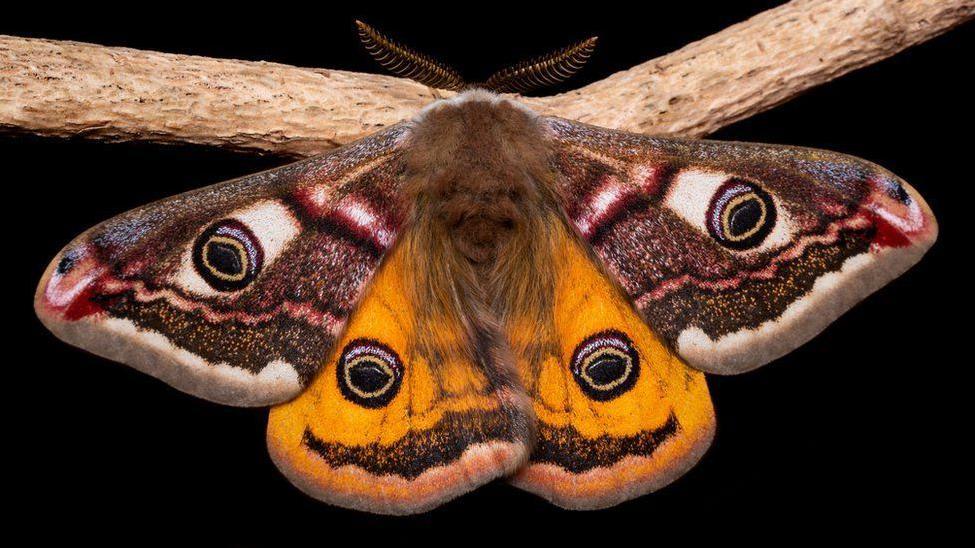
{"left": 266, "top": 241, "right": 531, "bottom": 515}
{"left": 510, "top": 228, "right": 716, "bottom": 509}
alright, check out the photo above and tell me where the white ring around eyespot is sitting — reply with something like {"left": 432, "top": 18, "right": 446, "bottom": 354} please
{"left": 173, "top": 200, "right": 301, "bottom": 297}
{"left": 663, "top": 169, "right": 795, "bottom": 254}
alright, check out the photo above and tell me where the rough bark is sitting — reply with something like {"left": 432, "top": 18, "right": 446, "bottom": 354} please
{"left": 1, "top": 0, "right": 972, "bottom": 156}
{"left": 530, "top": 0, "right": 975, "bottom": 137}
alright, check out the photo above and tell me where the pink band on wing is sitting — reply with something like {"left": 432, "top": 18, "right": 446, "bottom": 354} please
{"left": 632, "top": 164, "right": 665, "bottom": 196}
{"left": 333, "top": 198, "right": 395, "bottom": 250}
{"left": 573, "top": 175, "right": 632, "bottom": 238}
{"left": 633, "top": 212, "right": 874, "bottom": 306}
{"left": 294, "top": 183, "right": 398, "bottom": 251}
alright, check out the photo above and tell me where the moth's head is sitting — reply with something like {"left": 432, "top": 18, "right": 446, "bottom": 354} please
{"left": 355, "top": 20, "right": 598, "bottom": 95}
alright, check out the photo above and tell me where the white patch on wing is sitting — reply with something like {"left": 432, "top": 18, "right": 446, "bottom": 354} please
{"left": 676, "top": 243, "right": 927, "bottom": 375}
{"left": 575, "top": 177, "right": 626, "bottom": 238}
{"left": 335, "top": 198, "right": 394, "bottom": 249}
{"left": 663, "top": 169, "right": 728, "bottom": 227}
{"left": 258, "top": 359, "right": 301, "bottom": 387}
{"left": 232, "top": 200, "right": 302, "bottom": 261}
{"left": 43, "top": 314, "right": 302, "bottom": 406}
{"left": 757, "top": 198, "right": 797, "bottom": 251}
{"left": 174, "top": 199, "right": 301, "bottom": 297}
{"left": 663, "top": 168, "right": 795, "bottom": 254}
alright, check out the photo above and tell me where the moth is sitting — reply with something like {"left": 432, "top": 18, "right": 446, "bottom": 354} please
{"left": 34, "top": 23, "right": 937, "bottom": 514}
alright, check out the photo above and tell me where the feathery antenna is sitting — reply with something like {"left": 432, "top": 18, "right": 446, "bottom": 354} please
{"left": 355, "top": 20, "right": 466, "bottom": 91}
{"left": 483, "top": 36, "right": 599, "bottom": 94}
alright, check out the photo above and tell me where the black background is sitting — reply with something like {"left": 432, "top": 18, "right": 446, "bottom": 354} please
{"left": 5, "top": 1, "right": 969, "bottom": 542}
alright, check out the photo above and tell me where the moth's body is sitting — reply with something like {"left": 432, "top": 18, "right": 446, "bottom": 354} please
{"left": 36, "top": 90, "right": 937, "bottom": 514}
{"left": 408, "top": 92, "right": 553, "bottom": 265}
{"left": 401, "top": 92, "right": 563, "bottom": 386}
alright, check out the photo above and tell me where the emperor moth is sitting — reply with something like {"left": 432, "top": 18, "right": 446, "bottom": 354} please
{"left": 33, "top": 24, "right": 937, "bottom": 514}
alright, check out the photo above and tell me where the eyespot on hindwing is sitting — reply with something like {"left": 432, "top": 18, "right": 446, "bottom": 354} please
{"left": 337, "top": 339, "right": 404, "bottom": 408}
{"left": 571, "top": 330, "right": 640, "bottom": 401}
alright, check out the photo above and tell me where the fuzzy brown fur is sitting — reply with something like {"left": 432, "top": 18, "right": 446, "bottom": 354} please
{"left": 400, "top": 92, "right": 563, "bottom": 387}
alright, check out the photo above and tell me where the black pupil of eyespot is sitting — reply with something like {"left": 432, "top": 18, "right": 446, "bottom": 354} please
{"left": 349, "top": 360, "right": 390, "bottom": 393}
{"left": 586, "top": 354, "right": 627, "bottom": 387}
{"left": 728, "top": 198, "right": 763, "bottom": 237}
{"left": 207, "top": 242, "right": 244, "bottom": 275}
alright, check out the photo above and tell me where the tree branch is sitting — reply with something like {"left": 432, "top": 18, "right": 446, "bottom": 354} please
{"left": 530, "top": 0, "right": 975, "bottom": 136}
{"left": 1, "top": 0, "right": 972, "bottom": 157}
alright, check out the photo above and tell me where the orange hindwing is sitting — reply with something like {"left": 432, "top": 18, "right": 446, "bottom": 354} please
{"left": 509, "top": 227, "right": 716, "bottom": 509}
{"left": 267, "top": 240, "right": 531, "bottom": 515}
